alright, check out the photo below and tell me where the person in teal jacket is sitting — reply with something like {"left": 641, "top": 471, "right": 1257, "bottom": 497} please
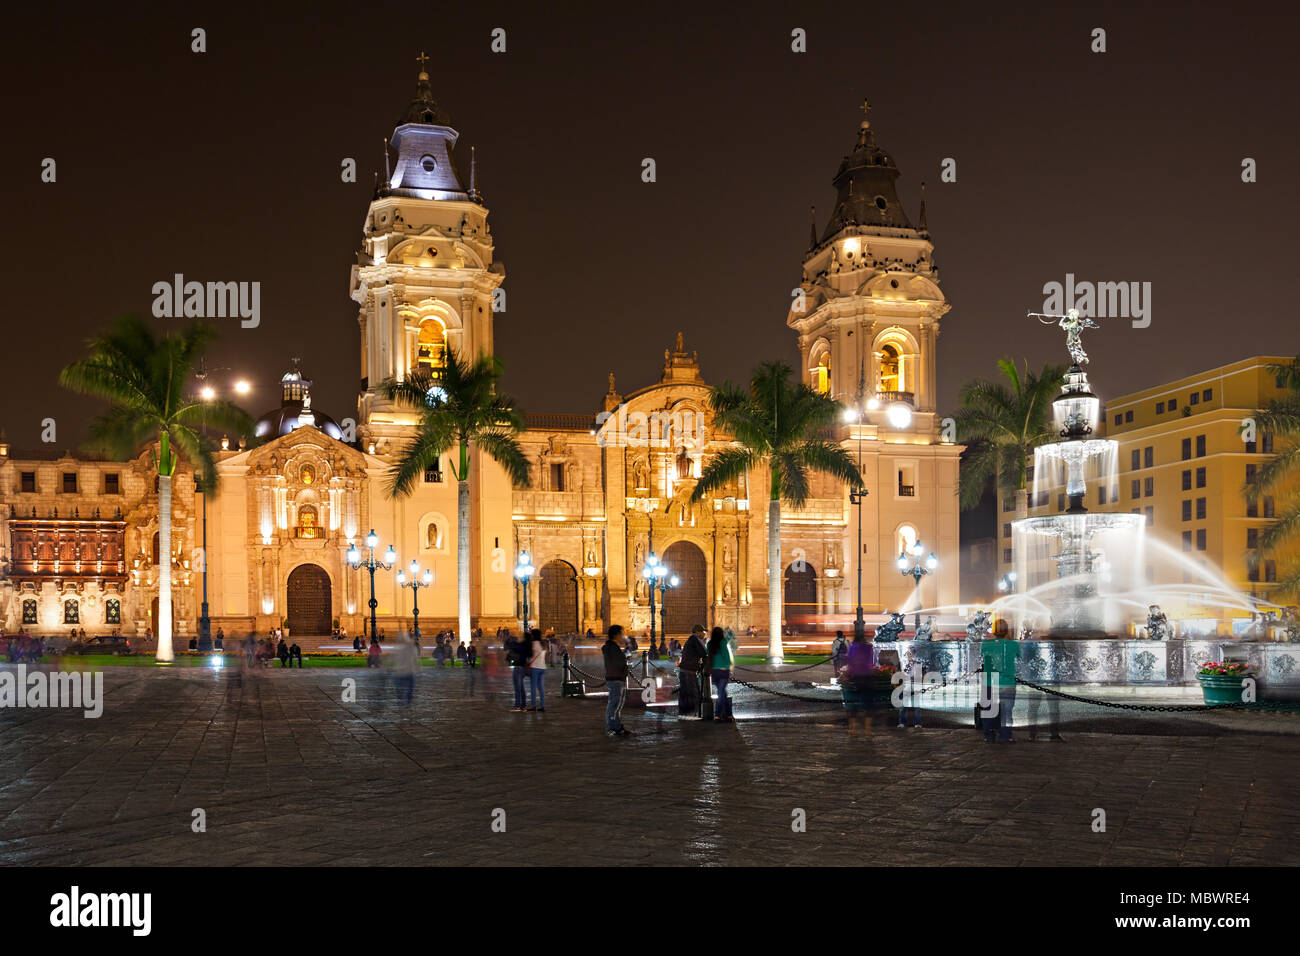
{"left": 979, "top": 618, "right": 1019, "bottom": 743}
{"left": 706, "top": 626, "right": 736, "bottom": 721}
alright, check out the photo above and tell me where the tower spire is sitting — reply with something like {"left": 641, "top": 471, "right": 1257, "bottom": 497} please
{"left": 809, "top": 205, "right": 817, "bottom": 248}
{"left": 383, "top": 136, "right": 391, "bottom": 185}
{"left": 470, "top": 145, "right": 480, "bottom": 202}
{"left": 918, "top": 181, "right": 928, "bottom": 232}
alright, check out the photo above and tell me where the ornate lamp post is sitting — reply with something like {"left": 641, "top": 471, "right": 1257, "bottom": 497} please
{"left": 514, "top": 551, "right": 534, "bottom": 633}
{"left": 348, "top": 529, "right": 395, "bottom": 641}
{"left": 643, "top": 552, "right": 678, "bottom": 652}
{"left": 396, "top": 560, "right": 433, "bottom": 641}
{"left": 194, "top": 366, "right": 250, "bottom": 651}
{"left": 897, "top": 541, "right": 938, "bottom": 634}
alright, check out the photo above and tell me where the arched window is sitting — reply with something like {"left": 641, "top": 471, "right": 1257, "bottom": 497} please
{"left": 106, "top": 598, "right": 121, "bottom": 625}
{"left": 64, "top": 599, "right": 79, "bottom": 625}
{"left": 878, "top": 343, "right": 901, "bottom": 394}
{"left": 22, "top": 598, "right": 37, "bottom": 625}
{"left": 814, "top": 352, "right": 832, "bottom": 395}
{"left": 297, "top": 505, "right": 320, "bottom": 539}
{"left": 896, "top": 523, "right": 918, "bottom": 559}
{"left": 416, "top": 318, "right": 447, "bottom": 376}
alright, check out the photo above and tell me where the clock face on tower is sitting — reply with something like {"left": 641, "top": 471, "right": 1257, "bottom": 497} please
{"left": 420, "top": 155, "right": 437, "bottom": 172}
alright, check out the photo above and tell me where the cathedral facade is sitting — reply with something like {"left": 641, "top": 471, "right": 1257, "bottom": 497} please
{"left": 0, "top": 75, "right": 961, "bottom": 643}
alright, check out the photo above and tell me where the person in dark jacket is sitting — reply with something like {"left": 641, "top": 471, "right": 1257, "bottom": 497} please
{"left": 289, "top": 642, "right": 303, "bottom": 668}
{"left": 276, "top": 638, "right": 289, "bottom": 667}
{"left": 504, "top": 631, "right": 528, "bottom": 712}
{"left": 602, "top": 625, "right": 631, "bottom": 736}
{"left": 841, "top": 631, "right": 877, "bottom": 737}
{"left": 677, "top": 625, "right": 708, "bottom": 719}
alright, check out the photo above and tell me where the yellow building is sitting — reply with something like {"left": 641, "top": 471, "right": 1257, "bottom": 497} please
{"left": 996, "top": 355, "right": 1294, "bottom": 633}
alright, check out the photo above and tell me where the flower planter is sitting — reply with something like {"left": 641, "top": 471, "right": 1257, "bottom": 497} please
{"left": 1197, "top": 673, "right": 1249, "bottom": 705}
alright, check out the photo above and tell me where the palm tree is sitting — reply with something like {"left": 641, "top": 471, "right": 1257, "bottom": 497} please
{"left": 954, "top": 359, "right": 1068, "bottom": 515}
{"left": 383, "top": 352, "right": 531, "bottom": 643}
{"left": 1243, "top": 355, "right": 1300, "bottom": 595}
{"left": 691, "top": 361, "right": 862, "bottom": 663}
{"left": 60, "top": 316, "right": 250, "bottom": 663}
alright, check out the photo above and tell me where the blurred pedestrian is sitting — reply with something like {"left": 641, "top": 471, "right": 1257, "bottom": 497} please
{"left": 392, "top": 634, "right": 418, "bottom": 704}
{"left": 677, "top": 625, "right": 707, "bottom": 719}
{"left": 831, "top": 630, "right": 848, "bottom": 678}
{"left": 367, "top": 636, "right": 382, "bottom": 668}
{"left": 277, "top": 638, "right": 289, "bottom": 668}
{"left": 289, "top": 642, "right": 303, "bottom": 668}
{"left": 603, "top": 625, "right": 631, "bottom": 737}
{"left": 526, "top": 628, "right": 547, "bottom": 712}
{"left": 707, "top": 626, "right": 736, "bottom": 722}
{"left": 841, "top": 630, "right": 877, "bottom": 737}
{"left": 504, "top": 630, "right": 528, "bottom": 712}
{"left": 980, "top": 619, "right": 1018, "bottom": 743}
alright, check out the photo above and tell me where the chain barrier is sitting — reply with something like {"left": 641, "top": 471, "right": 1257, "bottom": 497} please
{"left": 1014, "top": 676, "right": 1300, "bottom": 714}
{"left": 731, "top": 655, "right": 834, "bottom": 674}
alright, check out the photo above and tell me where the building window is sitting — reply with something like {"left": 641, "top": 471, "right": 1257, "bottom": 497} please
{"left": 1143, "top": 477, "right": 1153, "bottom": 497}
{"left": 1036, "top": 490, "right": 1048, "bottom": 507}
{"left": 1181, "top": 470, "right": 1191, "bottom": 491}
{"left": 1247, "top": 498, "right": 1258, "bottom": 518}
{"left": 296, "top": 505, "right": 321, "bottom": 539}
{"left": 62, "top": 472, "right": 77, "bottom": 493}
{"left": 1266, "top": 560, "right": 1277, "bottom": 583}
{"left": 1057, "top": 493, "right": 1065, "bottom": 511}
{"left": 1181, "top": 438, "right": 1191, "bottom": 461}
{"left": 1195, "top": 435, "right": 1206, "bottom": 457}
{"left": 1156, "top": 401, "right": 1165, "bottom": 414}
{"left": 1182, "top": 500, "right": 1191, "bottom": 521}
{"left": 1131, "top": 479, "right": 1140, "bottom": 499}
{"left": 878, "top": 344, "right": 902, "bottom": 394}
{"left": 1264, "top": 496, "right": 1275, "bottom": 518}
{"left": 814, "top": 352, "right": 832, "bottom": 396}
{"left": 1263, "top": 434, "right": 1274, "bottom": 454}
{"left": 1196, "top": 497, "right": 1206, "bottom": 520}
{"left": 1196, "top": 529, "right": 1207, "bottom": 551}
{"left": 1114, "top": 414, "right": 1122, "bottom": 426}
{"left": 423, "top": 461, "right": 443, "bottom": 483}
{"left": 1002, "top": 548, "right": 1012, "bottom": 564}
{"left": 1110, "top": 485, "right": 1119, "bottom": 503}
{"left": 1248, "top": 559, "right": 1260, "bottom": 583}
{"left": 1169, "top": 397, "right": 1177, "bottom": 409}
{"left": 1143, "top": 506, "right": 1153, "bottom": 524}
{"left": 1125, "top": 410, "right": 1134, "bottom": 423}
{"left": 1097, "top": 486, "right": 1105, "bottom": 506}
{"left": 1130, "top": 449, "right": 1140, "bottom": 470}
{"left": 1203, "top": 388, "right": 1212, "bottom": 402}
{"left": 1181, "top": 531, "right": 1192, "bottom": 552}
{"left": 1247, "top": 528, "right": 1259, "bottom": 549}
{"left": 106, "top": 598, "right": 121, "bottom": 625}
{"left": 1246, "top": 463, "right": 1257, "bottom": 485}
{"left": 1190, "top": 392, "right": 1199, "bottom": 406}
{"left": 1002, "top": 497, "right": 1013, "bottom": 513}
{"left": 64, "top": 599, "right": 79, "bottom": 625}
{"left": 415, "top": 318, "right": 447, "bottom": 374}
{"left": 1144, "top": 446, "right": 1154, "bottom": 468}
{"left": 20, "top": 472, "right": 35, "bottom": 493}
{"left": 105, "top": 473, "right": 120, "bottom": 495}
{"left": 1002, "top": 523, "right": 1011, "bottom": 538}
{"left": 1196, "top": 467, "right": 1206, "bottom": 488}
{"left": 551, "top": 463, "right": 566, "bottom": 492}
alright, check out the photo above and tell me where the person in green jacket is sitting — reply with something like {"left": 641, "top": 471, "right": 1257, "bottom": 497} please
{"left": 979, "top": 618, "right": 1018, "bottom": 743}
{"left": 707, "top": 626, "right": 736, "bottom": 722}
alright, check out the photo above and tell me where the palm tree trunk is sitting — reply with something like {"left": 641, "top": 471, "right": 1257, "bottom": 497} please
{"left": 156, "top": 473, "right": 174, "bottom": 663}
{"left": 768, "top": 498, "right": 783, "bottom": 664}
{"left": 458, "top": 476, "right": 471, "bottom": 645}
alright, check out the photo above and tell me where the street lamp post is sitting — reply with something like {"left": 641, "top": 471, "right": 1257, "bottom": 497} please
{"left": 396, "top": 560, "right": 433, "bottom": 642}
{"left": 194, "top": 366, "right": 250, "bottom": 652}
{"left": 897, "top": 541, "right": 938, "bottom": 634}
{"left": 844, "top": 360, "right": 872, "bottom": 641}
{"left": 348, "top": 529, "right": 396, "bottom": 642}
{"left": 643, "top": 552, "right": 678, "bottom": 651}
{"left": 514, "top": 552, "right": 534, "bottom": 633}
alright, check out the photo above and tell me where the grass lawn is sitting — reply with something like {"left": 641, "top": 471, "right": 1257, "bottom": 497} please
{"left": 733, "top": 654, "right": 829, "bottom": 667}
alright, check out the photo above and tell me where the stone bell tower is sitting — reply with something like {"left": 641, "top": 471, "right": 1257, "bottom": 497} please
{"left": 350, "top": 56, "right": 505, "bottom": 448}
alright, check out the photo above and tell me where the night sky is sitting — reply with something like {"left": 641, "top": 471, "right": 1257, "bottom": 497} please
{"left": 4, "top": 1, "right": 1296, "bottom": 450}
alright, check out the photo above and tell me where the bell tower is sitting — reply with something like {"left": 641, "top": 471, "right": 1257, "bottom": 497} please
{"left": 350, "top": 57, "right": 504, "bottom": 447}
{"left": 787, "top": 100, "right": 949, "bottom": 440}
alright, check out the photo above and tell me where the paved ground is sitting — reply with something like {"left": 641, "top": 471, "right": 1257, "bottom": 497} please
{"left": 1, "top": 659, "right": 1298, "bottom": 866}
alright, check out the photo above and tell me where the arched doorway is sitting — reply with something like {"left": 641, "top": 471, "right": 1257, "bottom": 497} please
{"left": 784, "top": 563, "right": 818, "bottom": 627}
{"left": 286, "top": 564, "right": 331, "bottom": 636}
{"left": 538, "top": 560, "right": 578, "bottom": 635}
{"left": 660, "top": 541, "right": 708, "bottom": 638}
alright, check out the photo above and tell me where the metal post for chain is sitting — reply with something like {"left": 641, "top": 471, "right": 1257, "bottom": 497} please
{"left": 562, "top": 650, "right": 586, "bottom": 698}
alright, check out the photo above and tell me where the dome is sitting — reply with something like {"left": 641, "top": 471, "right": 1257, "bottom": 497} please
{"left": 253, "top": 361, "right": 345, "bottom": 442}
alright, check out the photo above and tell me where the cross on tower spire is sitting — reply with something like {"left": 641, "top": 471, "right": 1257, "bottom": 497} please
{"left": 416, "top": 51, "right": 429, "bottom": 75}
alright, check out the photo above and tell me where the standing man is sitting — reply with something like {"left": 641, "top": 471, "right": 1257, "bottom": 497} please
{"left": 980, "top": 619, "right": 1018, "bottom": 743}
{"left": 504, "top": 630, "right": 528, "bottom": 712}
{"left": 603, "top": 625, "right": 632, "bottom": 737}
{"left": 677, "top": 625, "right": 708, "bottom": 719}
{"left": 831, "top": 630, "right": 848, "bottom": 678}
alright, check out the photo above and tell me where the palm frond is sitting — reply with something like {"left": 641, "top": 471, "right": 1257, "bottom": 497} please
{"left": 692, "top": 447, "right": 757, "bottom": 502}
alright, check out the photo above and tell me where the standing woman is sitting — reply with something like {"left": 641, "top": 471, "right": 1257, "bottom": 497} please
{"left": 707, "top": 626, "right": 736, "bottom": 722}
{"left": 526, "top": 628, "right": 547, "bottom": 712}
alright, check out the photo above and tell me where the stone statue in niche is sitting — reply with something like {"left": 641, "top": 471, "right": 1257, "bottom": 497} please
{"left": 633, "top": 459, "right": 649, "bottom": 489}
{"left": 723, "top": 577, "right": 734, "bottom": 602}
{"left": 635, "top": 542, "right": 644, "bottom": 566}
{"left": 675, "top": 446, "right": 692, "bottom": 480}
{"left": 723, "top": 541, "right": 734, "bottom": 569}
{"left": 586, "top": 547, "right": 597, "bottom": 569}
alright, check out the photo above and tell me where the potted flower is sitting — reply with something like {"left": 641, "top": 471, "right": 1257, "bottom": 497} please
{"left": 1197, "top": 661, "right": 1252, "bottom": 705}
